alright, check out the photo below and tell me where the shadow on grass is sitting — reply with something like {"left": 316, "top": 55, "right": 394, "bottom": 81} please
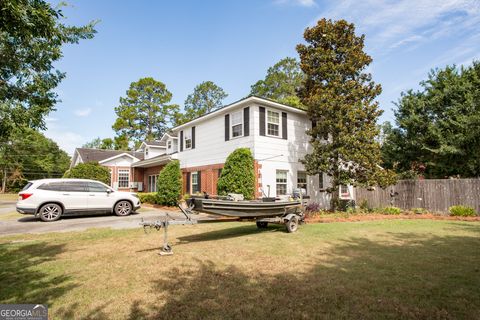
{"left": 131, "top": 228, "right": 480, "bottom": 319}
{"left": 176, "top": 224, "right": 285, "bottom": 244}
{"left": 0, "top": 242, "right": 77, "bottom": 305}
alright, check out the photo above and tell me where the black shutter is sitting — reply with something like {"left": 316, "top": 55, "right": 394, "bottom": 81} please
{"left": 197, "top": 171, "right": 202, "bottom": 193}
{"left": 282, "top": 112, "right": 287, "bottom": 140}
{"left": 180, "top": 130, "right": 184, "bottom": 151}
{"left": 259, "top": 107, "right": 265, "bottom": 136}
{"left": 191, "top": 126, "right": 195, "bottom": 149}
{"left": 312, "top": 120, "right": 317, "bottom": 129}
{"left": 186, "top": 172, "right": 190, "bottom": 193}
{"left": 225, "top": 114, "right": 230, "bottom": 141}
{"left": 243, "top": 107, "right": 250, "bottom": 136}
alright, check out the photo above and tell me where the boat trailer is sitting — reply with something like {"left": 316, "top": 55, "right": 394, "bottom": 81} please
{"left": 140, "top": 204, "right": 198, "bottom": 256}
{"left": 140, "top": 200, "right": 305, "bottom": 256}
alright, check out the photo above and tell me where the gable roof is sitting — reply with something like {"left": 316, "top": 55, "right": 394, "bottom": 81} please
{"left": 144, "top": 140, "right": 166, "bottom": 147}
{"left": 171, "top": 95, "right": 306, "bottom": 131}
{"left": 74, "top": 148, "right": 144, "bottom": 164}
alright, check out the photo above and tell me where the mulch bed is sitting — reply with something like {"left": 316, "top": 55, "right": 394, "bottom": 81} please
{"left": 305, "top": 213, "right": 480, "bottom": 223}
{"left": 140, "top": 203, "right": 180, "bottom": 212}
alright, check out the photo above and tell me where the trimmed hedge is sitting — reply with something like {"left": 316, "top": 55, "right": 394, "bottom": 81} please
{"left": 381, "top": 206, "right": 402, "bottom": 215}
{"left": 63, "top": 162, "right": 111, "bottom": 185}
{"left": 157, "top": 160, "right": 182, "bottom": 206}
{"left": 217, "top": 148, "right": 256, "bottom": 200}
{"left": 449, "top": 205, "right": 477, "bottom": 217}
{"left": 138, "top": 192, "right": 159, "bottom": 204}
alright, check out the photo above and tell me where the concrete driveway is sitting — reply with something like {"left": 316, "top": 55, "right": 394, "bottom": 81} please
{"left": 0, "top": 203, "right": 221, "bottom": 236}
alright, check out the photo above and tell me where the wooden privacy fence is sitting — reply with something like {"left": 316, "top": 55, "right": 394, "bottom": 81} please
{"left": 354, "top": 179, "right": 480, "bottom": 214}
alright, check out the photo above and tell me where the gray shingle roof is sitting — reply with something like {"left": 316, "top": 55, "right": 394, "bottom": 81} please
{"left": 76, "top": 148, "right": 144, "bottom": 163}
{"left": 144, "top": 141, "right": 166, "bottom": 147}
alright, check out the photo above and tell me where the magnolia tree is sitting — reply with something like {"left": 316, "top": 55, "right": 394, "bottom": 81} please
{"left": 217, "top": 148, "right": 256, "bottom": 200}
{"left": 156, "top": 160, "right": 182, "bottom": 206}
{"left": 63, "top": 163, "right": 111, "bottom": 185}
{"left": 296, "top": 19, "right": 396, "bottom": 210}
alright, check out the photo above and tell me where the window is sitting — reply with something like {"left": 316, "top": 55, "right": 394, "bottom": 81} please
{"left": 319, "top": 173, "right": 324, "bottom": 189}
{"left": 185, "top": 129, "right": 192, "bottom": 149}
{"left": 267, "top": 110, "right": 280, "bottom": 136}
{"left": 297, "top": 171, "right": 307, "bottom": 193}
{"left": 191, "top": 172, "right": 200, "bottom": 194}
{"left": 340, "top": 185, "right": 349, "bottom": 197}
{"left": 145, "top": 147, "right": 149, "bottom": 157}
{"left": 118, "top": 169, "right": 130, "bottom": 188}
{"left": 167, "top": 140, "right": 172, "bottom": 149}
{"left": 148, "top": 175, "right": 159, "bottom": 192}
{"left": 62, "top": 181, "right": 87, "bottom": 192}
{"left": 276, "top": 170, "right": 288, "bottom": 195}
{"left": 231, "top": 110, "right": 243, "bottom": 138}
{"left": 38, "top": 182, "right": 65, "bottom": 191}
{"left": 88, "top": 182, "right": 110, "bottom": 193}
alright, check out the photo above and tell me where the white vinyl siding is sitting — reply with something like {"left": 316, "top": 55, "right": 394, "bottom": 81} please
{"left": 118, "top": 169, "right": 130, "bottom": 188}
{"left": 231, "top": 110, "right": 243, "bottom": 138}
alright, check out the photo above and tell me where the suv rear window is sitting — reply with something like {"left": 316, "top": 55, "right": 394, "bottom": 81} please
{"left": 38, "top": 182, "right": 65, "bottom": 191}
{"left": 21, "top": 182, "right": 33, "bottom": 191}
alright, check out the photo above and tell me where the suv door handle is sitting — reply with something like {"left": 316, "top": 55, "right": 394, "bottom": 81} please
{"left": 89, "top": 194, "right": 95, "bottom": 196}
{"left": 62, "top": 193, "right": 70, "bottom": 195}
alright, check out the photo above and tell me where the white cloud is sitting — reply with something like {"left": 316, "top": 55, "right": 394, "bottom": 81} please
{"left": 74, "top": 108, "right": 92, "bottom": 117}
{"left": 275, "top": 0, "right": 316, "bottom": 7}
{"left": 314, "top": 0, "right": 480, "bottom": 52}
{"left": 43, "top": 125, "right": 85, "bottom": 156}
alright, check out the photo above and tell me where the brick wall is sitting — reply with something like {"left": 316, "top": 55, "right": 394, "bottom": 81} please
{"left": 182, "top": 161, "right": 261, "bottom": 198}
{"left": 142, "top": 165, "right": 165, "bottom": 192}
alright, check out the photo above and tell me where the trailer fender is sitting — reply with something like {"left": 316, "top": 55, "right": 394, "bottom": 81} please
{"left": 282, "top": 213, "right": 298, "bottom": 223}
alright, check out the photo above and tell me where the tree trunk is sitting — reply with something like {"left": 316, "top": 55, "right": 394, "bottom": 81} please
{"left": 330, "top": 184, "right": 339, "bottom": 211}
{"left": 1, "top": 168, "right": 6, "bottom": 193}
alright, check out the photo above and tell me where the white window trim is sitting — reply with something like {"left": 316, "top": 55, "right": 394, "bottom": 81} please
{"left": 297, "top": 171, "right": 307, "bottom": 194}
{"left": 276, "top": 170, "right": 288, "bottom": 196}
{"left": 230, "top": 110, "right": 244, "bottom": 139}
{"left": 266, "top": 108, "right": 281, "bottom": 138}
{"left": 148, "top": 174, "right": 159, "bottom": 192}
{"left": 184, "top": 128, "right": 192, "bottom": 150}
{"left": 191, "top": 171, "right": 199, "bottom": 194}
{"left": 167, "top": 140, "right": 172, "bottom": 149}
{"left": 118, "top": 169, "right": 130, "bottom": 189}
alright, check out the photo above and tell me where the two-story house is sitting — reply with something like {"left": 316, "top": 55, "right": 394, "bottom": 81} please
{"left": 71, "top": 96, "right": 354, "bottom": 206}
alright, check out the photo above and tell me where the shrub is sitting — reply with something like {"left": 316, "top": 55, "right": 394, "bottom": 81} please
{"left": 217, "top": 148, "right": 256, "bottom": 200}
{"left": 412, "top": 207, "right": 427, "bottom": 215}
{"left": 305, "top": 202, "right": 321, "bottom": 212}
{"left": 138, "top": 192, "right": 159, "bottom": 204}
{"left": 63, "top": 162, "right": 110, "bottom": 185}
{"left": 449, "top": 205, "right": 477, "bottom": 217}
{"left": 157, "top": 160, "right": 182, "bottom": 206}
{"left": 381, "top": 206, "right": 402, "bottom": 215}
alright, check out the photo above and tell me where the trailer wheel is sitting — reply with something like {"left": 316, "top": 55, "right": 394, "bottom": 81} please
{"left": 256, "top": 221, "right": 268, "bottom": 229}
{"left": 286, "top": 216, "right": 299, "bottom": 233}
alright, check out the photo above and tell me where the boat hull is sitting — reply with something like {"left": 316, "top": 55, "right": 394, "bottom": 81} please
{"left": 189, "top": 197, "right": 303, "bottom": 218}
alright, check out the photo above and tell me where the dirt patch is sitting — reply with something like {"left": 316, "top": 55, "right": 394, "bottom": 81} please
{"left": 305, "top": 213, "right": 480, "bottom": 223}
{"left": 140, "top": 203, "right": 179, "bottom": 212}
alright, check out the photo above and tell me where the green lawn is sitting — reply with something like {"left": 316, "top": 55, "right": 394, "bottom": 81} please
{"left": 0, "top": 220, "right": 479, "bottom": 319}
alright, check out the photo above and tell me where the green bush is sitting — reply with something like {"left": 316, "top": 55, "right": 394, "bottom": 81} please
{"left": 217, "top": 148, "right": 256, "bottom": 200}
{"left": 157, "top": 160, "right": 182, "bottom": 206}
{"left": 449, "top": 205, "right": 477, "bottom": 217}
{"left": 381, "top": 206, "right": 402, "bottom": 215}
{"left": 412, "top": 207, "right": 427, "bottom": 214}
{"left": 138, "top": 192, "right": 159, "bottom": 204}
{"left": 63, "top": 162, "right": 111, "bottom": 185}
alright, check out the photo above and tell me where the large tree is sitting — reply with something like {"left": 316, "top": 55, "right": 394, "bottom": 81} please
{"left": 297, "top": 19, "right": 395, "bottom": 210}
{"left": 0, "top": 0, "right": 96, "bottom": 140}
{"left": 382, "top": 62, "right": 480, "bottom": 178}
{"left": 112, "top": 77, "right": 179, "bottom": 145}
{"left": 250, "top": 57, "right": 304, "bottom": 108}
{"left": 176, "top": 81, "right": 228, "bottom": 125}
{"left": 0, "top": 128, "right": 70, "bottom": 192}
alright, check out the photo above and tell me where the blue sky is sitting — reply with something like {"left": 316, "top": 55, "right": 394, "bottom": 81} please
{"left": 45, "top": 0, "right": 480, "bottom": 154}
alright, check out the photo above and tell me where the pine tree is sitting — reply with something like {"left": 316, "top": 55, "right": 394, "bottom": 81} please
{"left": 296, "top": 19, "right": 395, "bottom": 210}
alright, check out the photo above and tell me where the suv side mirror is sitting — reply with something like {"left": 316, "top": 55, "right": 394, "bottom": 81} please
{"left": 106, "top": 189, "right": 113, "bottom": 194}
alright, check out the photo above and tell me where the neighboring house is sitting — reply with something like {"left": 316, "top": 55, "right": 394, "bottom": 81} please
{"left": 70, "top": 96, "right": 354, "bottom": 206}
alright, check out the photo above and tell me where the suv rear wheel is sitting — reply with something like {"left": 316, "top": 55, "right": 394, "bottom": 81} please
{"left": 114, "top": 200, "right": 132, "bottom": 216}
{"left": 39, "top": 203, "right": 63, "bottom": 222}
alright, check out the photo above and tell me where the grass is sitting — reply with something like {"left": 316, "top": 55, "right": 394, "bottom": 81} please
{"left": 0, "top": 220, "right": 479, "bottom": 319}
{"left": 0, "top": 211, "right": 23, "bottom": 221}
{"left": 0, "top": 193, "right": 17, "bottom": 201}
